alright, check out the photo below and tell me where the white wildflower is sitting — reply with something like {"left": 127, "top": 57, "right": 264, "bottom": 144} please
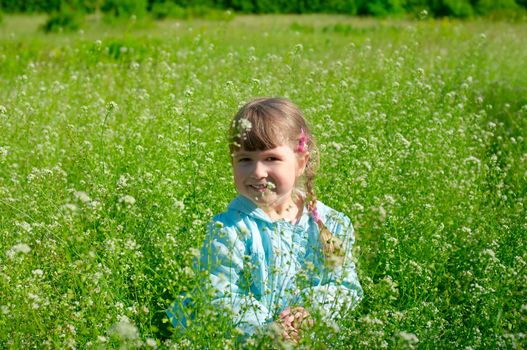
{"left": 266, "top": 182, "right": 276, "bottom": 190}
{"left": 173, "top": 199, "right": 185, "bottom": 210}
{"left": 482, "top": 249, "right": 497, "bottom": 261}
{"left": 120, "top": 195, "right": 136, "bottom": 205}
{"left": 237, "top": 118, "right": 252, "bottom": 138}
{"left": 189, "top": 247, "right": 200, "bottom": 258}
{"left": 352, "top": 203, "right": 364, "bottom": 212}
{"left": 117, "top": 175, "right": 128, "bottom": 188}
{"left": 0, "top": 145, "right": 8, "bottom": 161}
{"left": 32, "top": 269, "right": 44, "bottom": 277}
{"left": 106, "top": 101, "right": 119, "bottom": 113}
{"left": 61, "top": 203, "right": 78, "bottom": 212}
{"left": 111, "top": 316, "right": 138, "bottom": 340}
{"left": 1, "top": 305, "right": 9, "bottom": 315}
{"left": 74, "top": 191, "right": 91, "bottom": 203}
{"left": 294, "top": 43, "right": 303, "bottom": 54}
{"left": 398, "top": 331, "right": 419, "bottom": 345}
{"left": 7, "top": 243, "right": 31, "bottom": 258}
{"left": 184, "top": 88, "right": 194, "bottom": 97}
{"left": 396, "top": 133, "right": 411, "bottom": 147}
{"left": 146, "top": 338, "right": 157, "bottom": 348}
{"left": 464, "top": 156, "right": 481, "bottom": 166}
{"left": 17, "top": 221, "right": 32, "bottom": 232}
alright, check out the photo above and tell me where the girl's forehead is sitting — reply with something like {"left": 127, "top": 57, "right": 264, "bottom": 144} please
{"left": 233, "top": 145, "right": 295, "bottom": 156}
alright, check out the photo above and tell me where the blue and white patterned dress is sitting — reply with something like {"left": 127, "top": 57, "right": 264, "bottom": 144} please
{"left": 168, "top": 194, "right": 363, "bottom": 336}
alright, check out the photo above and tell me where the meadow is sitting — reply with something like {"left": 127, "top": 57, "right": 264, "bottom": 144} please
{"left": 0, "top": 13, "right": 526, "bottom": 349}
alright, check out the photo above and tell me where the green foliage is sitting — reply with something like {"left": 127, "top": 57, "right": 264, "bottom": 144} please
{"left": 152, "top": 2, "right": 234, "bottom": 20}
{"left": 101, "top": 0, "right": 148, "bottom": 18}
{"left": 151, "top": 1, "right": 185, "bottom": 19}
{"left": 42, "top": 9, "right": 83, "bottom": 32}
{"left": 1, "top": 0, "right": 527, "bottom": 17}
{"left": 476, "top": 0, "right": 519, "bottom": 14}
{"left": 361, "top": 0, "right": 405, "bottom": 16}
{"left": 444, "top": 0, "right": 473, "bottom": 17}
{"left": 0, "top": 0, "right": 61, "bottom": 13}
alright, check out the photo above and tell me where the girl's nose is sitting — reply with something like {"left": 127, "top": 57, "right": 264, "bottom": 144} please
{"left": 251, "top": 161, "right": 268, "bottom": 178}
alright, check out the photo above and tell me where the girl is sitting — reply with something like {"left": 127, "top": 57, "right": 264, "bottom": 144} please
{"left": 168, "top": 97, "right": 362, "bottom": 343}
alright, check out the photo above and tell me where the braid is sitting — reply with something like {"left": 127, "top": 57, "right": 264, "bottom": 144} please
{"left": 303, "top": 139, "right": 344, "bottom": 267}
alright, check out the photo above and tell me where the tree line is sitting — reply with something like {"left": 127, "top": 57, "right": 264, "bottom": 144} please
{"left": 1, "top": 0, "right": 526, "bottom": 18}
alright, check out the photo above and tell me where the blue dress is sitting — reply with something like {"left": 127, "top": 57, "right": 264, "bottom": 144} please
{"left": 167, "top": 194, "right": 363, "bottom": 335}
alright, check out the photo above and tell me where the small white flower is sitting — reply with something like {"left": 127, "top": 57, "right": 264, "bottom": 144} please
{"left": 111, "top": 316, "right": 138, "bottom": 340}
{"left": 106, "top": 101, "right": 119, "bottom": 113}
{"left": 74, "top": 191, "right": 91, "bottom": 203}
{"left": 117, "top": 175, "right": 128, "bottom": 188}
{"left": 184, "top": 88, "right": 194, "bottom": 97}
{"left": 97, "top": 335, "right": 107, "bottom": 343}
{"left": 174, "top": 199, "right": 185, "bottom": 210}
{"left": 398, "top": 331, "right": 419, "bottom": 345}
{"left": 482, "top": 248, "right": 496, "bottom": 259}
{"left": 32, "top": 269, "right": 44, "bottom": 276}
{"left": 0, "top": 145, "right": 9, "bottom": 161}
{"left": 146, "top": 338, "right": 157, "bottom": 348}
{"left": 237, "top": 118, "right": 252, "bottom": 135}
{"left": 7, "top": 243, "right": 31, "bottom": 258}
{"left": 189, "top": 247, "right": 200, "bottom": 258}
{"left": 266, "top": 182, "right": 276, "bottom": 190}
{"left": 61, "top": 203, "right": 78, "bottom": 212}
{"left": 120, "top": 195, "right": 136, "bottom": 206}
{"left": 0, "top": 305, "right": 9, "bottom": 316}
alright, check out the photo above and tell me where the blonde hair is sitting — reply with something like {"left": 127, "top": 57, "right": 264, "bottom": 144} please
{"left": 229, "top": 97, "right": 344, "bottom": 266}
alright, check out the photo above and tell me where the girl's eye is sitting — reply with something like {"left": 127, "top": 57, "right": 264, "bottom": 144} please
{"left": 266, "top": 157, "right": 278, "bottom": 161}
{"left": 238, "top": 158, "right": 251, "bottom": 162}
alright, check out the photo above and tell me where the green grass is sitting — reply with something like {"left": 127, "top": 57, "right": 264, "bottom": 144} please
{"left": 0, "top": 14, "right": 526, "bottom": 349}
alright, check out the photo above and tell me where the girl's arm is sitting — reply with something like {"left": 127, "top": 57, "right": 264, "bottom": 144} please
{"left": 198, "top": 220, "right": 271, "bottom": 335}
{"left": 301, "top": 212, "right": 363, "bottom": 320}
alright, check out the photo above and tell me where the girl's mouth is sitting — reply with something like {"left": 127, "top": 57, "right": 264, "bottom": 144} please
{"left": 250, "top": 184, "right": 268, "bottom": 192}
{"left": 250, "top": 183, "right": 275, "bottom": 192}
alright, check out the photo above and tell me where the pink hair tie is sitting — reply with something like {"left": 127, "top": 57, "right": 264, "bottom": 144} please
{"left": 296, "top": 128, "right": 307, "bottom": 153}
{"left": 311, "top": 206, "right": 321, "bottom": 223}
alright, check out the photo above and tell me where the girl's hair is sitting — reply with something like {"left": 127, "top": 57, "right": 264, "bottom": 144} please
{"left": 229, "top": 97, "right": 344, "bottom": 266}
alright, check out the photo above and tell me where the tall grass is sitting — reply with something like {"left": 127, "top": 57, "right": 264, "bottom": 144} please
{"left": 0, "top": 15, "right": 526, "bottom": 349}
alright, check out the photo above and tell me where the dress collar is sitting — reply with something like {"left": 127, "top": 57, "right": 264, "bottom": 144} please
{"left": 228, "top": 193, "right": 309, "bottom": 226}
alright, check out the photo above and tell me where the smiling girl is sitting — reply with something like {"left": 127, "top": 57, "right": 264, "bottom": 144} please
{"left": 168, "top": 97, "right": 362, "bottom": 343}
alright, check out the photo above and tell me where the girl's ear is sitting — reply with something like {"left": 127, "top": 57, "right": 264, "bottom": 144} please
{"left": 297, "top": 151, "right": 310, "bottom": 176}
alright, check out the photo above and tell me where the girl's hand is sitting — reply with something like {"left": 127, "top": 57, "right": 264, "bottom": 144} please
{"left": 277, "top": 306, "right": 313, "bottom": 342}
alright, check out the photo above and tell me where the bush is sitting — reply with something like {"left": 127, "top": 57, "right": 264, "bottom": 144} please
{"left": 361, "top": 0, "right": 405, "bottom": 16}
{"left": 444, "top": 0, "right": 474, "bottom": 18}
{"left": 475, "top": 0, "right": 519, "bottom": 15}
{"left": 151, "top": 2, "right": 186, "bottom": 19}
{"left": 42, "top": 9, "right": 83, "bottom": 32}
{"left": 151, "top": 2, "right": 234, "bottom": 20}
{"left": 101, "top": 0, "right": 148, "bottom": 18}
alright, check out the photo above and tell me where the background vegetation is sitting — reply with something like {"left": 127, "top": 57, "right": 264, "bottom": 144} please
{"left": 0, "top": 0, "right": 526, "bottom": 18}
{"left": 1, "top": 12, "right": 526, "bottom": 350}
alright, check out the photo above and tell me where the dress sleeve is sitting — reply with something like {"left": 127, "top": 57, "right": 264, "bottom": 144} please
{"left": 301, "top": 212, "right": 363, "bottom": 320}
{"left": 199, "top": 220, "right": 271, "bottom": 335}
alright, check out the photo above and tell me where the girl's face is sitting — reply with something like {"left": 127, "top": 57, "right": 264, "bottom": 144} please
{"left": 232, "top": 144, "right": 309, "bottom": 212}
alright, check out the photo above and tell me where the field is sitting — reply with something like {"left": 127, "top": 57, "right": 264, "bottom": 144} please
{"left": 1, "top": 14, "right": 526, "bottom": 349}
